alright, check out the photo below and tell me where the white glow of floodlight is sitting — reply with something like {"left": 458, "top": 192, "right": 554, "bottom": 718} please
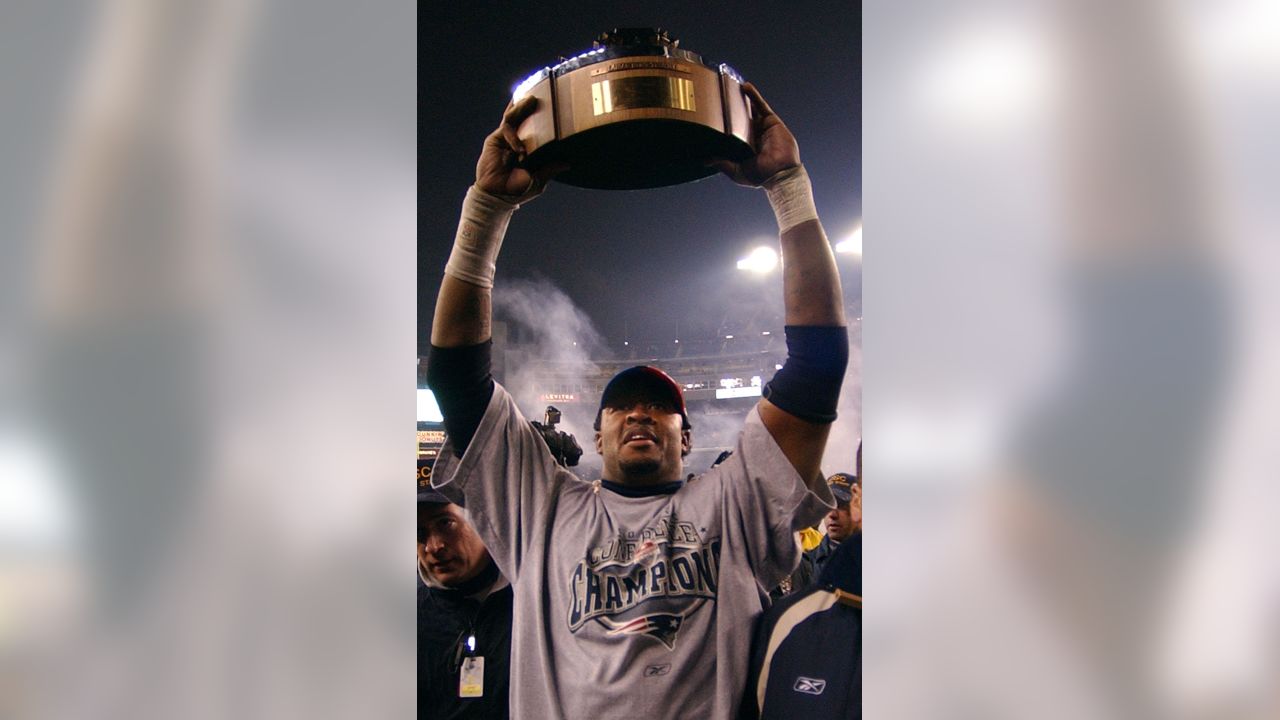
{"left": 0, "top": 432, "right": 75, "bottom": 547}
{"left": 1196, "top": 0, "right": 1280, "bottom": 70}
{"left": 915, "top": 18, "right": 1054, "bottom": 129}
{"left": 761, "top": 331, "right": 770, "bottom": 336}
{"left": 835, "top": 225, "right": 863, "bottom": 255}
{"left": 725, "top": 335, "right": 734, "bottom": 339}
{"left": 736, "top": 246, "right": 778, "bottom": 274}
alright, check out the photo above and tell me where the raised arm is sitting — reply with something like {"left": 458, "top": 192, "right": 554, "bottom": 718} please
{"left": 431, "top": 96, "right": 557, "bottom": 347}
{"left": 712, "top": 83, "right": 848, "bottom": 483}
{"left": 427, "top": 97, "right": 564, "bottom": 454}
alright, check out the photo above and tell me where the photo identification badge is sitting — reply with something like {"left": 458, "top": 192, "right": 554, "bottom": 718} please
{"left": 459, "top": 656, "right": 484, "bottom": 698}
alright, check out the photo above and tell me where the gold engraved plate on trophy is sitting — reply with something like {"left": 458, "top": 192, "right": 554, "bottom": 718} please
{"left": 591, "top": 76, "right": 696, "bottom": 116}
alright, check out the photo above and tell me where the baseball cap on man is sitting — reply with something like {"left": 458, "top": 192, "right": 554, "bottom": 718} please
{"left": 827, "top": 472, "right": 856, "bottom": 505}
{"left": 594, "top": 365, "right": 691, "bottom": 430}
{"left": 417, "top": 457, "right": 450, "bottom": 504}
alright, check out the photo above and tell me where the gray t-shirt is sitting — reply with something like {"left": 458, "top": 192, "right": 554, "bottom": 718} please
{"left": 432, "top": 383, "right": 834, "bottom": 719}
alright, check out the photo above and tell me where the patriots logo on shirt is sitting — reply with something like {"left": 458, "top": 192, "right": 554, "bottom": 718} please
{"left": 600, "top": 613, "right": 685, "bottom": 650}
{"left": 567, "top": 515, "right": 722, "bottom": 652}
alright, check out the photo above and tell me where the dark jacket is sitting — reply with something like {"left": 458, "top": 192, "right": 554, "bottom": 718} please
{"left": 743, "top": 533, "right": 861, "bottom": 720}
{"left": 418, "top": 567, "right": 514, "bottom": 720}
{"left": 805, "top": 534, "right": 844, "bottom": 583}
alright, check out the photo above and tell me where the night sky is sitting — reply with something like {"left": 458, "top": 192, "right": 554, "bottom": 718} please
{"left": 418, "top": 2, "right": 861, "bottom": 356}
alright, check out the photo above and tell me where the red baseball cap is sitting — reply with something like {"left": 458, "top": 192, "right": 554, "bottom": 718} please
{"left": 594, "top": 365, "right": 691, "bottom": 430}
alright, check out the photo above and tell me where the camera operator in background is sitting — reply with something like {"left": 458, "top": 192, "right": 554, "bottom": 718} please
{"left": 418, "top": 459, "right": 513, "bottom": 719}
{"left": 427, "top": 82, "right": 847, "bottom": 719}
{"left": 529, "top": 406, "right": 582, "bottom": 467}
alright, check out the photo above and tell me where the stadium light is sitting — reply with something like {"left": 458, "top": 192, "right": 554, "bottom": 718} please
{"left": 915, "top": 18, "right": 1052, "bottom": 130}
{"left": 835, "top": 225, "right": 863, "bottom": 256}
{"left": 736, "top": 246, "right": 778, "bottom": 274}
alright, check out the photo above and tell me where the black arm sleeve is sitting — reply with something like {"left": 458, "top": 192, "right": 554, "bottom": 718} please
{"left": 425, "top": 342, "right": 495, "bottom": 457}
{"left": 762, "top": 325, "right": 849, "bottom": 424}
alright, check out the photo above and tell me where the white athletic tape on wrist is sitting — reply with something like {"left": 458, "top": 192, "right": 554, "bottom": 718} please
{"left": 763, "top": 165, "right": 818, "bottom": 234}
{"left": 444, "top": 186, "right": 519, "bottom": 289}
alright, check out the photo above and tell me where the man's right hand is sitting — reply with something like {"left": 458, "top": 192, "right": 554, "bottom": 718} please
{"left": 475, "top": 96, "right": 566, "bottom": 203}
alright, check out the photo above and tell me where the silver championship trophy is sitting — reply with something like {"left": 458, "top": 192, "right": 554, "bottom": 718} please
{"left": 512, "top": 28, "right": 756, "bottom": 190}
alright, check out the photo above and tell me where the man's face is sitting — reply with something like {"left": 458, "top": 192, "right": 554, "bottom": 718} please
{"left": 825, "top": 485, "right": 861, "bottom": 542}
{"left": 418, "top": 503, "right": 491, "bottom": 587}
{"left": 594, "top": 389, "right": 690, "bottom": 484}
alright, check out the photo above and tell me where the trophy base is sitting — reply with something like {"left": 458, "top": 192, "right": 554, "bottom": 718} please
{"left": 522, "top": 119, "right": 753, "bottom": 190}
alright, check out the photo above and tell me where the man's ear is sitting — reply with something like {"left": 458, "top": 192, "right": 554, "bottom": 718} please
{"left": 594, "top": 431, "right": 603, "bottom": 455}
{"left": 681, "top": 429, "right": 692, "bottom": 458}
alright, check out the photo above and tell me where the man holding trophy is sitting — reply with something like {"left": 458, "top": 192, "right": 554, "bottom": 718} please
{"left": 427, "top": 29, "right": 848, "bottom": 719}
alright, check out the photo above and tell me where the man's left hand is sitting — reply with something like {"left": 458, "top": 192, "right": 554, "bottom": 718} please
{"left": 710, "top": 83, "right": 801, "bottom": 187}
